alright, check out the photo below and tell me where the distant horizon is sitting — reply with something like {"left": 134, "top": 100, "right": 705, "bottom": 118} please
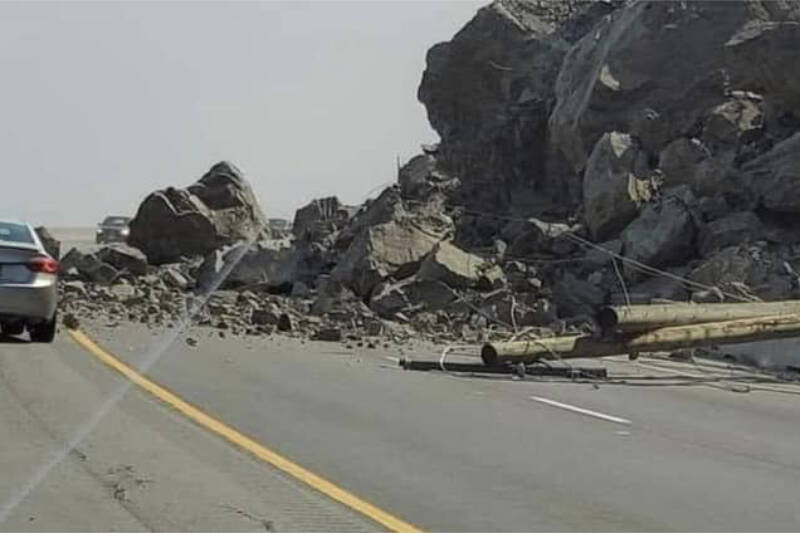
{"left": 0, "top": 1, "right": 484, "bottom": 227}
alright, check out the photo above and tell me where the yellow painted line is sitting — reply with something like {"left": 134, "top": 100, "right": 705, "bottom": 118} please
{"left": 68, "top": 329, "right": 423, "bottom": 533}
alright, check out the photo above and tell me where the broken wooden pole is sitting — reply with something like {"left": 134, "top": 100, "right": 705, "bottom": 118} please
{"left": 481, "top": 336, "right": 623, "bottom": 366}
{"left": 597, "top": 301, "right": 800, "bottom": 335}
{"left": 482, "top": 315, "right": 800, "bottom": 365}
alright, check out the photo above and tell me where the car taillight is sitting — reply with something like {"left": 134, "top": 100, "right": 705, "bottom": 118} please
{"left": 27, "top": 255, "right": 59, "bottom": 274}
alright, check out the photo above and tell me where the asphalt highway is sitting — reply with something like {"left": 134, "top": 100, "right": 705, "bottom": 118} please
{"left": 2, "top": 228, "right": 798, "bottom": 531}
{"left": 2, "top": 319, "right": 800, "bottom": 532}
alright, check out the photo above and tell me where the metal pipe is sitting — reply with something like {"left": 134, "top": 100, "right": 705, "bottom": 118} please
{"left": 482, "top": 315, "right": 800, "bottom": 365}
{"left": 597, "top": 301, "right": 800, "bottom": 335}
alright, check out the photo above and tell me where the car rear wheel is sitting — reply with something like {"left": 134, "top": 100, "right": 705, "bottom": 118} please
{"left": 30, "top": 312, "right": 57, "bottom": 343}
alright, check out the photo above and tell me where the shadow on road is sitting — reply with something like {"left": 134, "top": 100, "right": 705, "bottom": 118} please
{"left": 0, "top": 334, "right": 28, "bottom": 344}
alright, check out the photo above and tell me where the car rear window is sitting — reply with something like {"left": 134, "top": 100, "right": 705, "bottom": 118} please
{"left": 0, "top": 222, "right": 34, "bottom": 244}
{"left": 103, "top": 217, "right": 130, "bottom": 226}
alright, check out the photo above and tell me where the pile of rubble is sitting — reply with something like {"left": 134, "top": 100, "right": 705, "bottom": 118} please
{"left": 57, "top": 0, "right": 800, "bottom": 348}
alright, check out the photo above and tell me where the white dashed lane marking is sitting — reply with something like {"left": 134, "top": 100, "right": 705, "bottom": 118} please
{"left": 530, "top": 396, "right": 632, "bottom": 425}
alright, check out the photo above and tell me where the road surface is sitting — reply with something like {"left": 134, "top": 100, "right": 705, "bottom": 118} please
{"left": 2, "top": 317, "right": 800, "bottom": 532}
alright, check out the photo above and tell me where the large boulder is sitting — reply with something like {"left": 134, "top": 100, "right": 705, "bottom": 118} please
{"left": 330, "top": 221, "right": 440, "bottom": 298}
{"left": 742, "top": 132, "right": 800, "bottom": 212}
{"left": 690, "top": 243, "right": 797, "bottom": 301}
{"left": 96, "top": 245, "right": 148, "bottom": 276}
{"left": 658, "top": 138, "right": 738, "bottom": 197}
{"left": 582, "top": 132, "right": 651, "bottom": 240}
{"left": 418, "top": 0, "right": 573, "bottom": 214}
{"left": 416, "top": 241, "right": 504, "bottom": 289}
{"left": 292, "top": 197, "right": 354, "bottom": 242}
{"left": 549, "top": 1, "right": 797, "bottom": 172}
{"left": 334, "top": 187, "right": 407, "bottom": 252}
{"left": 725, "top": 20, "right": 800, "bottom": 121}
{"left": 59, "top": 248, "right": 119, "bottom": 284}
{"left": 505, "top": 217, "right": 578, "bottom": 258}
{"left": 621, "top": 190, "right": 697, "bottom": 278}
{"left": 223, "top": 239, "right": 295, "bottom": 288}
{"left": 128, "top": 162, "right": 269, "bottom": 264}
{"left": 697, "top": 211, "right": 764, "bottom": 257}
{"left": 552, "top": 272, "right": 606, "bottom": 318}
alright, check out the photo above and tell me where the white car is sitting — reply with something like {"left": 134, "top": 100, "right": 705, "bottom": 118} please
{"left": 0, "top": 220, "right": 59, "bottom": 342}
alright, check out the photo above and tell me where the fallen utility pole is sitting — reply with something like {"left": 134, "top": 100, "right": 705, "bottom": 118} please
{"left": 399, "top": 358, "right": 607, "bottom": 378}
{"left": 482, "top": 315, "right": 800, "bottom": 365}
{"left": 597, "top": 301, "right": 800, "bottom": 335}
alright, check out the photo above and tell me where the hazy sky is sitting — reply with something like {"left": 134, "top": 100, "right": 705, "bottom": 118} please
{"left": 0, "top": 1, "right": 483, "bottom": 226}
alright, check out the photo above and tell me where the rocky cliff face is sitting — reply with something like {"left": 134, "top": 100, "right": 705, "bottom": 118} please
{"left": 416, "top": 0, "right": 800, "bottom": 303}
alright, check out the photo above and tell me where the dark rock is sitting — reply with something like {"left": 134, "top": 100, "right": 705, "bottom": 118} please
{"left": 583, "top": 240, "right": 623, "bottom": 269}
{"left": 621, "top": 191, "right": 697, "bottom": 279}
{"left": 224, "top": 240, "right": 294, "bottom": 288}
{"left": 290, "top": 281, "right": 311, "bottom": 298}
{"left": 292, "top": 197, "right": 354, "bottom": 242}
{"left": 550, "top": 1, "right": 792, "bottom": 171}
{"left": 398, "top": 152, "right": 437, "bottom": 198}
{"left": 311, "top": 328, "right": 343, "bottom": 342}
{"left": 623, "top": 275, "right": 690, "bottom": 304}
{"left": 335, "top": 187, "right": 407, "bottom": 252}
{"left": 506, "top": 217, "right": 577, "bottom": 258}
{"left": 59, "top": 249, "right": 119, "bottom": 285}
{"left": 552, "top": 272, "right": 605, "bottom": 318}
{"left": 97, "top": 245, "right": 148, "bottom": 276}
{"left": 331, "top": 221, "right": 440, "bottom": 297}
{"left": 34, "top": 227, "right": 60, "bottom": 259}
{"left": 128, "top": 161, "right": 269, "bottom": 264}
{"left": 698, "top": 212, "right": 764, "bottom": 257}
{"left": 726, "top": 20, "right": 800, "bottom": 121}
{"left": 659, "top": 138, "right": 739, "bottom": 197}
{"left": 582, "top": 132, "right": 651, "bottom": 240}
{"left": 418, "top": 0, "right": 572, "bottom": 215}
{"left": 277, "top": 313, "right": 293, "bottom": 332}
{"left": 251, "top": 308, "right": 280, "bottom": 326}
{"left": 742, "top": 132, "right": 800, "bottom": 212}
{"left": 63, "top": 313, "right": 80, "bottom": 330}
{"left": 416, "top": 241, "right": 503, "bottom": 289}
{"left": 690, "top": 243, "right": 796, "bottom": 301}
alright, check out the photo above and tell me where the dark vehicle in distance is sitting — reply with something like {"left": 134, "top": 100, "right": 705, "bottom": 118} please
{"left": 96, "top": 216, "right": 131, "bottom": 244}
